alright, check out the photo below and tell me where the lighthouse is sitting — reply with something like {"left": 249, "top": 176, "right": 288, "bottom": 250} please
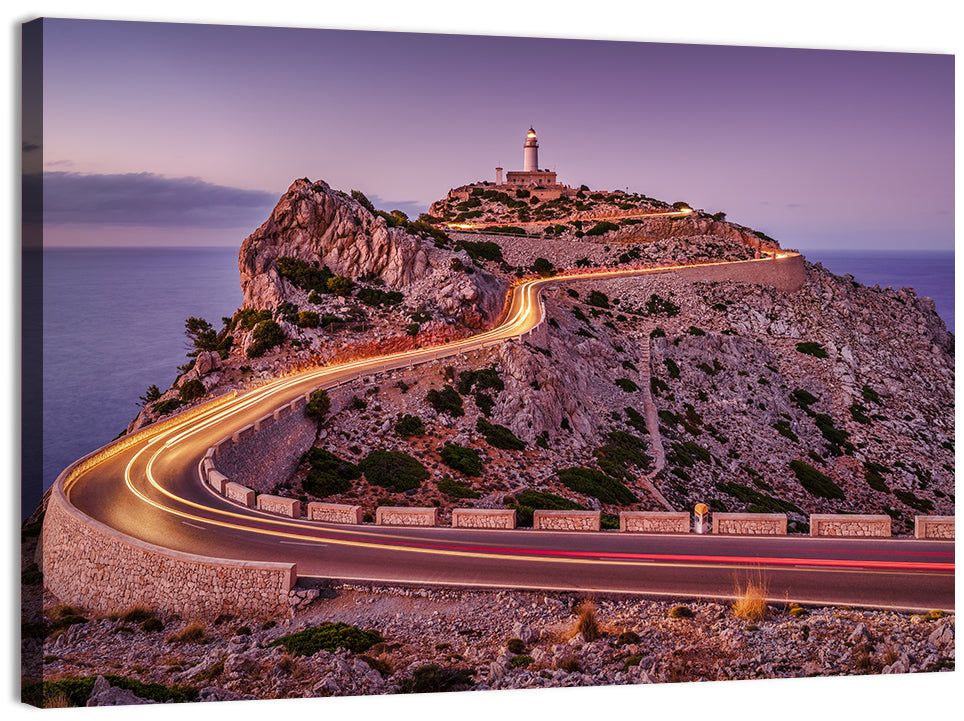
{"left": 523, "top": 127, "right": 539, "bottom": 172}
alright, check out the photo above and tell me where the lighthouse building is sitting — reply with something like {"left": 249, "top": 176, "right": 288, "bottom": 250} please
{"left": 504, "top": 127, "right": 558, "bottom": 188}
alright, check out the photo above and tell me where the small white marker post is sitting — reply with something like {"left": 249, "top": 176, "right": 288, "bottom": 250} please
{"left": 694, "top": 503, "right": 710, "bottom": 534}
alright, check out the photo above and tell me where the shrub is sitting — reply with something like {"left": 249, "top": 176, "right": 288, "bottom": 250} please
{"left": 269, "top": 622, "right": 382, "bottom": 657}
{"left": 617, "top": 630, "right": 641, "bottom": 646}
{"left": 436, "top": 477, "right": 481, "bottom": 499}
{"left": 864, "top": 461, "right": 892, "bottom": 493}
{"left": 614, "top": 378, "right": 640, "bottom": 393}
{"left": 506, "top": 638, "right": 526, "bottom": 654}
{"left": 151, "top": 398, "right": 183, "bottom": 416}
{"left": 439, "top": 443, "right": 482, "bottom": 477}
{"left": 21, "top": 676, "right": 199, "bottom": 708}
{"left": 305, "top": 389, "right": 331, "bottom": 422}
{"left": 302, "top": 447, "right": 360, "bottom": 497}
{"left": 276, "top": 256, "right": 334, "bottom": 294}
{"left": 457, "top": 366, "right": 504, "bottom": 395}
{"left": 510, "top": 655, "right": 533, "bottom": 668}
{"left": 426, "top": 386, "right": 464, "bottom": 417}
{"left": 715, "top": 481, "right": 803, "bottom": 515}
{"left": 326, "top": 275, "right": 354, "bottom": 296}
{"left": 893, "top": 489, "right": 934, "bottom": 512}
{"left": 796, "top": 341, "right": 828, "bottom": 358}
{"left": 668, "top": 605, "right": 694, "bottom": 619}
{"left": 664, "top": 358, "right": 681, "bottom": 379}
{"left": 141, "top": 618, "right": 164, "bottom": 632}
{"left": 586, "top": 221, "right": 620, "bottom": 236}
{"left": 593, "top": 431, "right": 651, "bottom": 480}
{"left": 178, "top": 379, "right": 205, "bottom": 402}
{"left": 397, "top": 664, "right": 473, "bottom": 694}
{"left": 357, "top": 287, "right": 403, "bottom": 307}
{"left": 406, "top": 323, "right": 420, "bottom": 336}
{"left": 531, "top": 257, "right": 555, "bottom": 276}
{"left": 687, "top": 325, "right": 706, "bottom": 336}
{"left": 476, "top": 418, "right": 526, "bottom": 450}
{"left": 359, "top": 450, "right": 428, "bottom": 491}
{"left": 455, "top": 240, "right": 503, "bottom": 263}
{"left": 295, "top": 311, "right": 320, "bottom": 328}
{"left": 558, "top": 467, "right": 636, "bottom": 505}
{"left": 394, "top": 414, "right": 425, "bottom": 437}
{"left": 790, "top": 460, "right": 845, "bottom": 500}
{"left": 246, "top": 319, "right": 286, "bottom": 358}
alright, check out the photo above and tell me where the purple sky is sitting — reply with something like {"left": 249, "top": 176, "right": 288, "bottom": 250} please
{"left": 35, "top": 19, "right": 954, "bottom": 251}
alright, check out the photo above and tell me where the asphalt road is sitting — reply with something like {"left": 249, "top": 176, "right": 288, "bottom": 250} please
{"left": 61, "top": 259, "right": 955, "bottom": 612}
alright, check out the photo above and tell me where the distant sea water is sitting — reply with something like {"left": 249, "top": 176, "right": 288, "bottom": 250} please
{"left": 27, "top": 246, "right": 954, "bottom": 519}
{"left": 32, "top": 247, "right": 241, "bottom": 519}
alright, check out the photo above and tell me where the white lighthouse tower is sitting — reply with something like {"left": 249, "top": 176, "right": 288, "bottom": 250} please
{"left": 523, "top": 127, "right": 539, "bottom": 172}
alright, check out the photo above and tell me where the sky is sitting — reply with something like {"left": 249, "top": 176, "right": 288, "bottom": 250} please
{"left": 30, "top": 15, "right": 954, "bottom": 252}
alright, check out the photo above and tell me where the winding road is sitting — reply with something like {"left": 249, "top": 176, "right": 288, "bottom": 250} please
{"left": 58, "top": 254, "right": 954, "bottom": 612}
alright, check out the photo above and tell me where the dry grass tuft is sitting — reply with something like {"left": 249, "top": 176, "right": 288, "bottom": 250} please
{"left": 166, "top": 621, "right": 207, "bottom": 645}
{"left": 574, "top": 600, "right": 602, "bottom": 641}
{"left": 732, "top": 577, "right": 769, "bottom": 622}
{"left": 41, "top": 691, "right": 71, "bottom": 709}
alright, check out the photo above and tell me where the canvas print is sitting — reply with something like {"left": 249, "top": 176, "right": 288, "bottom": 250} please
{"left": 20, "top": 17, "right": 954, "bottom": 710}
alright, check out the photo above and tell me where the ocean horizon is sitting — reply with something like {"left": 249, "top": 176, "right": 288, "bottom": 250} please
{"left": 28, "top": 245, "right": 954, "bottom": 519}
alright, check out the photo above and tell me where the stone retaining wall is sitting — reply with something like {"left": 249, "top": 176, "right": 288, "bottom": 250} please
{"left": 533, "top": 510, "right": 601, "bottom": 532}
{"left": 215, "top": 394, "right": 317, "bottom": 494}
{"left": 42, "top": 486, "right": 295, "bottom": 619}
{"left": 376, "top": 506, "right": 439, "bottom": 527}
{"left": 307, "top": 502, "right": 364, "bottom": 524}
{"left": 256, "top": 494, "right": 301, "bottom": 518}
{"left": 672, "top": 253, "right": 807, "bottom": 293}
{"left": 619, "top": 511, "right": 689, "bottom": 533}
{"left": 452, "top": 508, "right": 517, "bottom": 529}
{"left": 914, "top": 516, "right": 955, "bottom": 540}
{"left": 810, "top": 514, "right": 891, "bottom": 537}
{"left": 713, "top": 513, "right": 787, "bottom": 535}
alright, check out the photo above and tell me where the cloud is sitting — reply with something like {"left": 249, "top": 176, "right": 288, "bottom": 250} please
{"left": 28, "top": 171, "right": 279, "bottom": 229}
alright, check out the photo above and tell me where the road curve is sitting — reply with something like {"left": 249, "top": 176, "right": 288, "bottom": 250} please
{"left": 59, "top": 255, "right": 954, "bottom": 612}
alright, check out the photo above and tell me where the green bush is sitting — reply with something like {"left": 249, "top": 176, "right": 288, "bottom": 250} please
{"left": 303, "top": 447, "right": 360, "bottom": 497}
{"left": 296, "top": 311, "right": 320, "bottom": 328}
{"left": 151, "top": 398, "right": 183, "bottom": 416}
{"left": 614, "top": 378, "right": 640, "bottom": 393}
{"left": 664, "top": 358, "right": 681, "bottom": 379}
{"left": 178, "top": 379, "right": 205, "bottom": 402}
{"left": 305, "top": 389, "right": 331, "bottom": 422}
{"left": 397, "top": 664, "right": 473, "bottom": 694}
{"left": 893, "top": 489, "right": 934, "bottom": 512}
{"left": 558, "top": 467, "right": 636, "bottom": 505}
{"left": 394, "top": 414, "right": 425, "bottom": 437}
{"left": 457, "top": 366, "right": 504, "bottom": 395}
{"left": 406, "top": 323, "right": 421, "bottom": 336}
{"left": 789, "top": 460, "right": 845, "bottom": 500}
{"left": 668, "top": 605, "right": 694, "bottom": 619}
{"left": 455, "top": 240, "right": 503, "bottom": 263}
{"left": 357, "top": 287, "right": 403, "bottom": 307}
{"left": 585, "top": 221, "right": 620, "bottom": 236}
{"left": 22, "top": 675, "right": 199, "bottom": 707}
{"left": 276, "top": 256, "right": 333, "bottom": 294}
{"left": 864, "top": 461, "right": 891, "bottom": 493}
{"left": 531, "top": 257, "right": 555, "bottom": 276}
{"left": 359, "top": 450, "right": 428, "bottom": 491}
{"left": 715, "top": 481, "right": 803, "bottom": 514}
{"left": 645, "top": 294, "right": 680, "bottom": 317}
{"left": 269, "top": 622, "right": 382, "bottom": 657}
{"left": 436, "top": 477, "right": 481, "bottom": 499}
{"left": 246, "top": 319, "right": 286, "bottom": 358}
{"left": 439, "top": 443, "right": 482, "bottom": 477}
{"left": 510, "top": 655, "right": 534, "bottom": 668}
{"left": 426, "top": 385, "right": 464, "bottom": 417}
{"left": 326, "top": 275, "right": 355, "bottom": 296}
{"left": 476, "top": 418, "right": 526, "bottom": 450}
{"left": 796, "top": 341, "right": 828, "bottom": 358}
{"left": 593, "top": 431, "right": 652, "bottom": 480}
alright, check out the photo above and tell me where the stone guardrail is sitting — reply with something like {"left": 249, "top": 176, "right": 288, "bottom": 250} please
{"left": 914, "top": 515, "right": 954, "bottom": 540}
{"left": 452, "top": 508, "right": 517, "bottom": 529}
{"left": 308, "top": 502, "right": 364, "bottom": 524}
{"left": 810, "top": 514, "right": 891, "bottom": 537}
{"left": 376, "top": 506, "right": 439, "bottom": 527}
{"left": 533, "top": 510, "right": 601, "bottom": 532}
{"left": 713, "top": 512, "right": 787, "bottom": 536}
{"left": 619, "top": 511, "right": 689, "bottom": 533}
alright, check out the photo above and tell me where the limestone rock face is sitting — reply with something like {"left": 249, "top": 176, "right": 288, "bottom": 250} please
{"left": 238, "top": 178, "right": 505, "bottom": 328}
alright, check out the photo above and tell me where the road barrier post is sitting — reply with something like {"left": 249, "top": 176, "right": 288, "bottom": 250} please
{"left": 694, "top": 503, "right": 710, "bottom": 534}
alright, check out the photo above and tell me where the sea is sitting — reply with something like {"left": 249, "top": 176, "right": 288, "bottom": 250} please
{"left": 25, "top": 246, "right": 954, "bottom": 519}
